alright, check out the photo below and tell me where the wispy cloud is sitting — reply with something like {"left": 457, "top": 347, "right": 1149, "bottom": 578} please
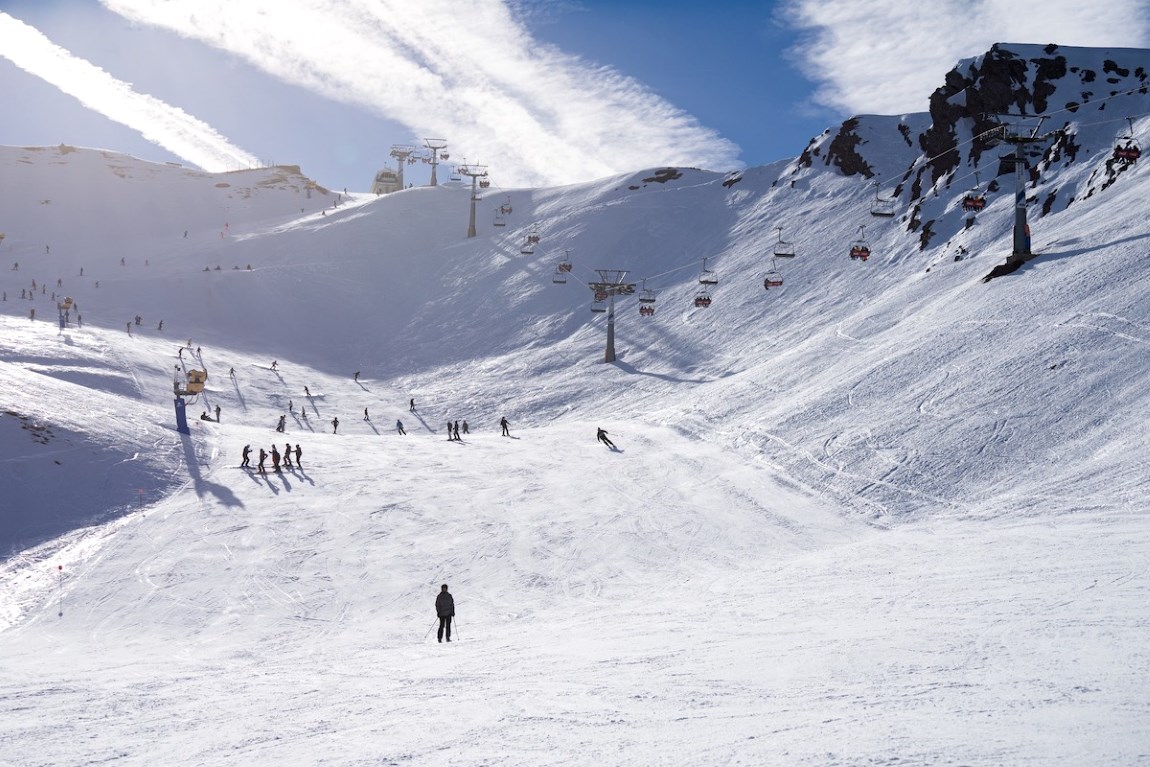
{"left": 783, "top": 0, "right": 1150, "bottom": 115}
{"left": 99, "top": 0, "right": 741, "bottom": 187}
{"left": 0, "top": 12, "right": 259, "bottom": 172}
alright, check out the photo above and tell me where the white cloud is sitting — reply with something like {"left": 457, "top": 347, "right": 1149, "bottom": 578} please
{"left": 0, "top": 12, "right": 260, "bottom": 173}
{"left": 98, "top": 0, "right": 741, "bottom": 187}
{"left": 783, "top": 0, "right": 1150, "bottom": 116}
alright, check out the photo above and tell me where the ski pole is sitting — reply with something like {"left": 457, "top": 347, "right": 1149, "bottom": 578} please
{"left": 424, "top": 618, "right": 438, "bottom": 641}
{"left": 451, "top": 616, "right": 459, "bottom": 641}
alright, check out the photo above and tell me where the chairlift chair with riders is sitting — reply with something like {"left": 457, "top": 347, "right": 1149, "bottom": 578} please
{"left": 693, "top": 288, "right": 713, "bottom": 308}
{"left": 557, "top": 252, "right": 573, "bottom": 273}
{"left": 962, "top": 171, "right": 987, "bottom": 213}
{"left": 552, "top": 268, "right": 567, "bottom": 284}
{"left": 870, "top": 182, "right": 897, "bottom": 218}
{"left": 638, "top": 281, "right": 656, "bottom": 316}
{"left": 849, "top": 225, "right": 872, "bottom": 262}
{"left": 772, "top": 226, "right": 796, "bottom": 258}
{"left": 763, "top": 266, "right": 784, "bottom": 289}
{"left": 591, "top": 289, "right": 608, "bottom": 313}
{"left": 499, "top": 196, "right": 513, "bottom": 215}
{"left": 1114, "top": 117, "right": 1143, "bottom": 164}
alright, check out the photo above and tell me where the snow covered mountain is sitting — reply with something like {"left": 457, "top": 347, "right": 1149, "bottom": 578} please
{"left": 0, "top": 43, "right": 1147, "bottom": 766}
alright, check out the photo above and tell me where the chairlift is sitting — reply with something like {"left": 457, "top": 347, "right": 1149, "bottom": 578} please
{"left": 177, "top": 368, "right": 208, "bottom": 396}
{"left": 494, "top": 212, "right": 506, "bottom": 227}
{"left": 772, "top": 226, "right": 796, "bottom": 258}
{"left": 849, "top": 225, "right": 871, "bottom": 262}
{"left": 558, "top": 252, "right": 573, "bottom": 273}
{"left": 591, "top": 290, "right": 608, "bottom": 313}
{"left": 450, "top": 167, "right": 462, "bottom": 182}
{"left": 763, "top": 267, "right": 784, "bottom": 289}
{"left": 698, "top": 257, "right": 718, "bottom": 286}
{"left": 58, "top": 296, "right": 74, "bottom": 311}
{"left": 479, "top": 178, "right": 491, "bottom": 189}
{"left": 499, "top": 196, "right": 513, "bottom": 215}
{"left": 693, "top": 289, "right": 713, "bottom": 308}
{"left": 520, "top": 239, "right": 535, "bottom": 255}
{"left": 870, "top": 182, "right": 897, "bottom": 218}
{"left": 961, "top": 172, "right": 987, "bottom": 213}
{"left": 440, "top": 152, "right": 450, "bottom": 161}
{"left": 552, "top": 268, "right": 567, "bottom": 284}
{"left": 638, "top": 282, "right": 656, "bottom": 315}
{"left": 1113, "top": 117, "right": 1143, "bottom": 165}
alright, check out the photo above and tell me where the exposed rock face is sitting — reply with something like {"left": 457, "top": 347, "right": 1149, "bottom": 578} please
{"left": 805, "top": 43, "right": 1150, "bottom": 251}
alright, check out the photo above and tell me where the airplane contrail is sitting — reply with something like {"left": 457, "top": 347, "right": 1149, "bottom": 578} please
{"left": 100, "top": 0, "right": 741, "bottom": 186}
{"left": 0, "top": 11, "right": 260, "bottom": 173}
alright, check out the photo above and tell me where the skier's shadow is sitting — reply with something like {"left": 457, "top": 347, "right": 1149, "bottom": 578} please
{"left": 608, "top": 445, "right": 624, "bottom": 454}
{"left": 366, "top": 420, "right": 380, "bottom": 435}
{"left": 289, "top": 466, "right": 315, "bottom": 486}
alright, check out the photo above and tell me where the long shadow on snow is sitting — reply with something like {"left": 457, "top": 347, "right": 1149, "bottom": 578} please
{"left": 179, "top": 432, "right": 243, "bottom": 508}
{"left": 611, "top": 359, "right": 714, "bottom": 384}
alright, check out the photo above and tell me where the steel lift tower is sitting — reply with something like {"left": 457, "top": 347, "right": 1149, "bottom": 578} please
{"left": 997, "top": 117, "right": 1057, "bottom": 267}
{"left": 388, "top": 144, "right": 417, "bottom": 188}
{"left": 588, "top": 270, "right": 636, "bottom": 363}
{"left": 456, "top": 162, "right": 489, "bottom": 238}
{"left": 422, "top": 138, "right": 449, "bottom": 187}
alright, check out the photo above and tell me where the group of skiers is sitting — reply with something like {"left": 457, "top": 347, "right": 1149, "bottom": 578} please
{"left": 241, "top": 442, "right": 303, "bottom": 474}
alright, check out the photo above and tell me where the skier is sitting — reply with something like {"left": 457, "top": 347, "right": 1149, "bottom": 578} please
{"left": 354, "top": 371, "right": 360, "bottom": 382}
{"left": 446, "top": 421, "right": 453, "bottom": 440}
{"left": 258, "top": 448, "right": 268, "bottom": 474}
{"left": 396, "top": 419, "right": 406, "bottom": 435}
{"left": 288, "top": 400, "right": 294, "bottom": 412}
{"left": 500, "top": 416, "right": 510, "bottom": 437}
{"left": 364, "top": 408, "right": 370, "bottom": 421}
{"left": 305, "top": 386, "right": 311, "bottom": 397}
{"left": 270, "top": 360, "right": 278, "bottom": 371}
{"left": 271, "top": 445, "right": 282, "bottom": 473}
{"left": 276, "top": 414, "right": 286, "bottom": 433}
{"left": 331, "top": 417, "right": 339, "bottom": 434}
{"left": 157, "top": 320, "right": 164, "bottom": 331}
{"left": 294, "top": 444, "right": 302, "bottom": 467}
{"left": 241, "top": 444, "right": 251, "bottom": 468}
{"left": 214, "top": 405, "right": 221, "bottom": 423}
{"left": 283, "top": 443, "right": 293, "bottom": 468}
{"left": 453, "top": 420, "right": 461, "bottom": 441}
{"left": 435, "top": 584, "right": 455, "bottom": 643}
{"left": 229, "top": 367, "right": 235, "bottom": 378}
{"left": 597, "top": 427, "right": 615, "bottom": 448}
{"left": 200, "top": 411, "right": 212, "bottom": 422}
{"left": 409, "top": 397, "right": 416, "bottom": 413}
{"left": 461, "top": 420, "right": 469, "bottom": 435}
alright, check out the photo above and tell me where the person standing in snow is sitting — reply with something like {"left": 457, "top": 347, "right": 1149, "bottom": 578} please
{"left": 446, "top": 421, "right": 454, "bottom": 440}
{"left": 396, "top": 419, "right": 406, "bottom": 435}
{"left": 354, "top": 371, "right": 360, "bottom": 382}
{"left": 453, "top": 420, "right": 461, "bottom": 441}
{"left": 258, "top": 448, "right": 268, "bottom": 475}
{"left": 500, "top": 416, "right": 510, "bottom": 437}
{"left": 461, "top": 420, "right": 469, "bottom": 435}
{"left": 241, "top": 444, "right": 252, "bottom": 468}
{"left": 271, "top": 445, "right": 282, "bottom": 473}
{"left": 436, "top": 584, "right": 455, "bottom": 643}
{"left": 283, "top": 443, "right": 293, "bottom": 468}
{"left": 597, "top": 428, "right": 615, "bottom": 448}
{"left": 364, "top": 408, "right": 370, "bottom": 421}
{"left": 305, "top": 386, "right": 311, "bottom": 397}
{"left": 214, "top": 405, "right": 221, "bottom": 423}
{"left": 331, "top": 417, "right": 339, "bottom": 434}
{"left": 409, "top": 397, "right": 416, "bottom": 413}
{"left": 276, "top": 414, "right": 286, "bottom": 433}
{"left": 294, "top": 444, "right": 302, "bottom": 467}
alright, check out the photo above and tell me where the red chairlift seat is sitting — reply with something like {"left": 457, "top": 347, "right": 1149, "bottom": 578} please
{"left": 639, "top": 304, "right": 655, "bottom": 317}
{"left": 693, "top": 291, "right": 712, "bottom": 308}
{"left": 962, "top": 194, "right": 987, "bottom": 212}
{"left": 763, "top": 271, "right": 784, "bottom": 289}
{"left": 849, "top": 245, "right": 871, "bottom": 261}
{"left": 558, "top": 262, "right": 573, "bottom": 273}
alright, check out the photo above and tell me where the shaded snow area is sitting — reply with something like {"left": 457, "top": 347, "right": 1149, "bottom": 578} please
{"left": 1, "top": 64, "right": 1150, "bottom": 767}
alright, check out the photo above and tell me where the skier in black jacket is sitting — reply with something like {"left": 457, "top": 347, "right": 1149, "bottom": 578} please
{"left": 435, "top": 584, "right": 455, "bottom": 643}
{"left": 597, "top": 427, "right": 615, "bottom": 448}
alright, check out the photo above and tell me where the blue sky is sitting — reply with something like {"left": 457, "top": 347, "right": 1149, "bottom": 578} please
{"left": 1, "top": 0, "right": 1147, "bottom": 188}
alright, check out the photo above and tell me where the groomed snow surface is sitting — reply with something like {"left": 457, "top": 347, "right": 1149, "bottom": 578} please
{"left": 0, "top": 143, "right": 1147, "bottom": 765}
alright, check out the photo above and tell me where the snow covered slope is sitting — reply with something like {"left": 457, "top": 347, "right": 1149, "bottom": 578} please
{"left": 0, "top": 43, "right": 1148, "bottom": 766}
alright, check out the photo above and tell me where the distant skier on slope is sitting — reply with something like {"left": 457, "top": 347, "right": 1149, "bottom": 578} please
{"left": 271, "top": 445, "right": 282, "bottom": 473}
{"left": 258, "top": 448, "right": 268, "bottom": 474}
{"left": 500, "top": 416, "right": 510, "bottom": 437}
{"left": 436, "top": 584, "right": 455, "bottom": 643}
{"left": 331, "top": 417, "right": 339, "bottom": 434}
{"left": 597, "top": 428, "right": 615, "bottom": 448}
{"left": 294, "top": 444, "right": 302, "bottom": 467}
{"left": 396, "top": 419, "right": 406, "bottom": 435}
{"left": 241, "top": 444, "right": 251, "bottom": 468}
